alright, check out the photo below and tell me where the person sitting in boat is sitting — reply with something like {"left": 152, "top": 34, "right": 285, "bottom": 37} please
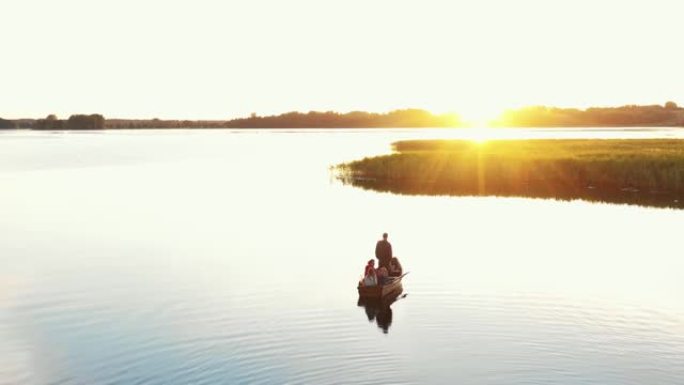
{"left": 362, "top": 259, "right": 378, "bottom": 287}
{"left": 389, "top": 257, "right": 403, "bottom": 277}
{"left": 375, "top": 232, "right": 393, "bottom": 270}
{"left": 376, "top": 266, "right": 389, "bottom": 285}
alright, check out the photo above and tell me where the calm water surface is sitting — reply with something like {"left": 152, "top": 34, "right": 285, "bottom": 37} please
{"left": 1, "top": 128, "right": 683, "bottom": 384}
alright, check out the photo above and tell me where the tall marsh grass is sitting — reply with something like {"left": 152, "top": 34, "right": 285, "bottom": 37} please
{"left": 337, "top": 139, "right": 684, "bottom": 208}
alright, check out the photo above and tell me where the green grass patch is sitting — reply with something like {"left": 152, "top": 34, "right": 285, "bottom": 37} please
{"left": 337, "top": 139, "right": 684, "bottom": 209}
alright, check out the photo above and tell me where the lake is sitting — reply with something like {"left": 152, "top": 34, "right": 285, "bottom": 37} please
{"left": 1, "top": 128, "right": 683, "bottom": 384}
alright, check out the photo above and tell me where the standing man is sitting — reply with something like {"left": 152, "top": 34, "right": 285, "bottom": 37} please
{"left": 375, "top": 232, "right": 393, "bottom": 270}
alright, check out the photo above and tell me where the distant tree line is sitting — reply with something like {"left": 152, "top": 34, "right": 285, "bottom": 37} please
{"left": 0, "top": 118, "right": 15, "bottom": 129}
{"left": 223, "top": 109, "right": 462, "bottom": 128}
{"left": 105, "top": 118, "right": 231, "bottom": 129}
{"left": 30, "top": 114, "right": 105, "bottom": 130}
{"left": 2, "top": 103, "right": 684, "bottom": 129}
{"left": 32, "top": 114, "right": 105, "bottom": 130}
{"left": 492, "top": 102, "right": 684, "bottom": 127}
{"left": 103, "top": 109, "right": 462, "bottom": 129}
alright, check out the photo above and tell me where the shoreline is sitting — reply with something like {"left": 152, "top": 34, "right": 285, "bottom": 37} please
{"left": 1, "top": 125, "right": 684, "bottom": 131}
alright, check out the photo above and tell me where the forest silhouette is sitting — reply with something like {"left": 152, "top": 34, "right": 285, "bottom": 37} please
{"left": 493, "top": 102, "right": 683, "bottom": 127}
{"left": 1, "top": 102, "right": 682, "bottom": 129}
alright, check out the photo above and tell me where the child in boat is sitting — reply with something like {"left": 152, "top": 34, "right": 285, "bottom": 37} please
{"left": 363, "top": 259, "right": 378, "bottom": 287}
{"left": 376, "top": 266, "right": 389, "bottom": 284}
{"left": 389, "top": 257, "right": 403, "bottom": 277}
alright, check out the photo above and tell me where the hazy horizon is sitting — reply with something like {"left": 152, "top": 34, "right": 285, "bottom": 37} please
{"left": 3, "top": 0, "right": 684, "bottom": 122}
{"left": 4, "top": 102, "right": 683, "bottom": 123}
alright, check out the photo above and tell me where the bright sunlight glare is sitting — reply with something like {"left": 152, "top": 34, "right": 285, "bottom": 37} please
{"left": 465, "top": 128, "right": 497, "bottom": 143}
{"left": 457, "top": 104, "right": 505, "bottom": 128}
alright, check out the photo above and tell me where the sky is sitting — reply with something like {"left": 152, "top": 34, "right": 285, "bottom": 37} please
{"left": 2, "top": 0, "right": 683, "bottom": 120}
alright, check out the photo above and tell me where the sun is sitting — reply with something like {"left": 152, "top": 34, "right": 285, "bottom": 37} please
{"left": 459, "top": 104, "right": 503, "bottom": 128}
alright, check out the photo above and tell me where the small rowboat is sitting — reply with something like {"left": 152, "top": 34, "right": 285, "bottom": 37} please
{"left": 357, "top": 272, "right": 408, "bottom": 299}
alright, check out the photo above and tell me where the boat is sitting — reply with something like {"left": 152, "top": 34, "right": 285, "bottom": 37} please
{"left": 357, "top": 272, "right": 407, "bottom": 299}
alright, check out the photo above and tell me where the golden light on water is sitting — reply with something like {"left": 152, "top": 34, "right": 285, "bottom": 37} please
{"left": 436, "top": 127, "right": 499, "bottom": 143}
{"left": 465, "top": 128, "right": 496, "bottom": 143}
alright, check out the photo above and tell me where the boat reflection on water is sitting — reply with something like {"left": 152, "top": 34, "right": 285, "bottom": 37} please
{"left": 357, "top": 288, "right": 407, "bottom": 334}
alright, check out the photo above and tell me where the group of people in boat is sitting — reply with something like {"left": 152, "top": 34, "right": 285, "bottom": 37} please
{"left": 362, "top": 233, "right": 403, "bottom": 287}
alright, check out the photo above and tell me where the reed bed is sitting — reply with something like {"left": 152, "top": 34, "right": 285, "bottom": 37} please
{"left": 337, "top": 139, "right": 684, "bottom": 208}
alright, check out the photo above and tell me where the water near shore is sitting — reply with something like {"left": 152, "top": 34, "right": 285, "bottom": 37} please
{"left": 1, "top": 128, "right": 683, "bottom": 384}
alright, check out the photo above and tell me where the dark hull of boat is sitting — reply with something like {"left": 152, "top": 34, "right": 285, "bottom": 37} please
{"left": 357, "top": 276, "right": 403, "bottom": 299}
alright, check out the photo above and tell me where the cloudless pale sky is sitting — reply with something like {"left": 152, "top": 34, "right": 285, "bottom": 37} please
{"left": 2, "top": 0, "right": 683, "bottom": 120}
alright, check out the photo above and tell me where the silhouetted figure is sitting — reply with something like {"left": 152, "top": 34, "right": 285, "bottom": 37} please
{"left": 389, "top": 257, "right": 403, "bottom": 277}
{"left": 362, "top": 259, "right": 378, "bottom": 287}
{"left": 376, "top": 266, "right": 388, "bottom": 285}
{"left": 375, "top": 233, "right": 392, "bottom": 270}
